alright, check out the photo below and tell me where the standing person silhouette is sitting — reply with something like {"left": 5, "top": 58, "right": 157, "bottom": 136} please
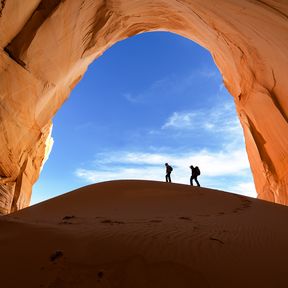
{"left": 190, "top": 165, "right": 201, "bottom": 187}
{"left": 165, "top": 163, "right": 173, "bottom": 183}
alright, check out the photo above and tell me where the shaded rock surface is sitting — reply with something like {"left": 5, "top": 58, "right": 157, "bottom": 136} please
{"left": 0, "top": 0, "right": 288, "bottom": 213}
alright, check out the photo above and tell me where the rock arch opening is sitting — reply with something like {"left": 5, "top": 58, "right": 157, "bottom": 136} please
{"left": 0, "top": 0, "right": 288, "bottom": 213}
{"left": 32, "top": 31, "right": 255, "bottom": 204}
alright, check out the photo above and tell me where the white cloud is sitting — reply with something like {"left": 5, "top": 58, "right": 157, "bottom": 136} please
{"left": 76, "top": 166, "right": 162, "bottom": 183}
{"left": 123, "top": 93, "right": 143, "bottom": 103}
{"left": 161, "top": 102, "right": 242, "bottom": 140}
{"left": 94, "top": 148, "right": 250, "bottom": 177}
{"left": 75, "top": 148, "right": 256, "bottom": 198}
{"left": 228, "top": 182, "right": 257, "bottom": 198}
{"left": 162, "top": 112, "right": 197, "bottom": 129}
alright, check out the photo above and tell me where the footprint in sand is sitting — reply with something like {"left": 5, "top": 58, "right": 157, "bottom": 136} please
{"left": 232, "top": 197, "right": 252, "bottom": 214}
{"left": 62, "top": 215, "right": 75, "bottom": 220}
{"left": 149, "top": 220, "right": 162, "bottom": 223}
{"left": 97, "top": 271, "right": 104, "bottom": 282}
{"left": 58, "top": 215, "right": 76, "bottom": 225}
{"left": 50, "top": 250, "right": 64, "bottom": 262}
{"left": 209, "top": 237, "right": 224, "bottom": 245}
{"left": 217, "top": 212, "right": 225, "bottom": 216}
{"left": 100, "top": 219, "right": 125, "bottom": 225}
{"left": 179, "top": 216, "right": 191, "bottom": 221}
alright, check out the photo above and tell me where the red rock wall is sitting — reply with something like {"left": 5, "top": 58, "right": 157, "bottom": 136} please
{"left": 0, "top": 0, "right": 288, "bottom": 213}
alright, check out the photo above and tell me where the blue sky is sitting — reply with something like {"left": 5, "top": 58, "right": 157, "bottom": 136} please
{"left": 31, "top": 32, "right": 256, "bottom": 204}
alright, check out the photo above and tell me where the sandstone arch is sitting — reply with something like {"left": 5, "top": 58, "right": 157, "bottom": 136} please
{"left": 0, "top": 0, "right": 288, "bottom": 213}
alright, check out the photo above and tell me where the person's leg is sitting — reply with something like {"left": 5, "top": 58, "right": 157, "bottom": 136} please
{"left": 165, "top": 174, "right": 168, "bottom": 182}
{"left": 190, "top": 176, "right": 193, "bottom": 185}
{"left": 167, "top": 173, "right": 171, "bottom": 183}
{"left": 195, "top": 177, "right": 200, "bottom": 187}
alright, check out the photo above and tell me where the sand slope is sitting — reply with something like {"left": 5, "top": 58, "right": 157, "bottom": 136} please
{"left": 1, "top": 180, "right": 288, "bottom": 287}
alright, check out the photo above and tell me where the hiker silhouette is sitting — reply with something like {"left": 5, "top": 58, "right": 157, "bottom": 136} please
{"left": 165, "top": 163, "right": 173, "bottom": 183}
{"left": 190, "top": 165, "right": 200, "bottom": 187}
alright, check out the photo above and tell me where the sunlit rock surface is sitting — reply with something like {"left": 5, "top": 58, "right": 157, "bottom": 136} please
{"left": 0, "top": 0, "right": 288, "bottom": 213}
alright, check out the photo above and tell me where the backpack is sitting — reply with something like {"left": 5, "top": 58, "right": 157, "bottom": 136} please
{"left": 170, "top": 166, "right": 173, "bottom": 172}
{"left": 194, "top": 166, "right": 200, "bottom": 176}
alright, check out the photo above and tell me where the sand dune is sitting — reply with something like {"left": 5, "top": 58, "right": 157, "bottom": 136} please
{"left": 1, "top": 180, "right": 288, "bottom": 287}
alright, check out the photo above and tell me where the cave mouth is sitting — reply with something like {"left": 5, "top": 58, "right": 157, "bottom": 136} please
{"left": 1, "top": 1, "right": 288, "bottom": 214}
{"left": 31, "top": 31, "right": 256, "bottom": 205}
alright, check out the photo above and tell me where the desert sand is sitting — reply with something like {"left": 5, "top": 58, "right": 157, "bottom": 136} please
{"left": 1, "top": 180, "right": 288, "bottom": 287}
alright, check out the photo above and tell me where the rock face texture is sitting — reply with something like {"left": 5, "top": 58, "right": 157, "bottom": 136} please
{"left": 0, "top": 0, "right": 288, "bottom": 213}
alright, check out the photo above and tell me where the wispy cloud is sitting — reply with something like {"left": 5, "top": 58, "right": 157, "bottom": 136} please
{"left": 78, "top": 148, "right": 250, "bottom": 177}
{"left": 75, "top": 147, "right": 256, "bottom": 198}
{"left": 123, "top": 66, "right": 222, "bottom": 104}
{"left": 162, "top": 112, "right": 197, "bottom": 129}
{"left": 229, "top": 182, "right": 257, "bottom": 198}
{"left": 199, "top": 68, "right": 219, "bottom": 79}
{"left": 161, "top": 101, "right": 242, "bottom": 140}
{"left": 123, "top": 93, "right": 143, "bottom": 104}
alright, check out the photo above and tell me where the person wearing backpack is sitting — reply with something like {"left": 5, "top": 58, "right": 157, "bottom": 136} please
{"left": 190, "top": 165, "right": 200, "bottom": 187}
{"left": 165, "top": 163, "right": 173, "bottom": 183}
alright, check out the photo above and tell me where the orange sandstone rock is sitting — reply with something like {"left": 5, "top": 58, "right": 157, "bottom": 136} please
{"left": 0, "top": 0, "right": 288, "bottom": 213}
